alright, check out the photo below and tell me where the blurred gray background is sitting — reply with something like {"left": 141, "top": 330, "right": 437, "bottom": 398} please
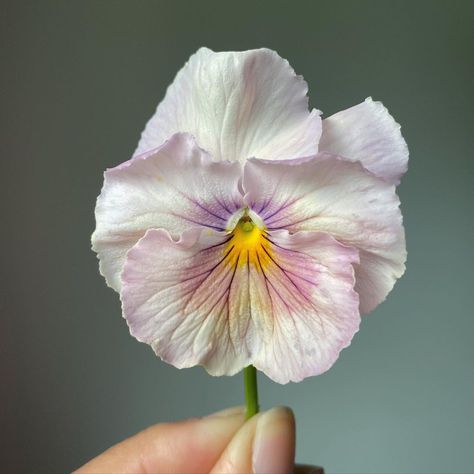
{"left": 2, "top": 1, "right": 473, "bottom": 473}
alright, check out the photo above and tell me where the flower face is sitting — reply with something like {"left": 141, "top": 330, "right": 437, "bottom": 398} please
{"left": 92, "top": 48, "right": 407, "bottom": 384}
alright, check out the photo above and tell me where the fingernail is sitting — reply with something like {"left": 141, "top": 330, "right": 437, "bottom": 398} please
{"left": 206, "top": 405, "right": 246, "bottom": 418}
{"left": 252, "top": 407, "right": 295, "bottom": 474}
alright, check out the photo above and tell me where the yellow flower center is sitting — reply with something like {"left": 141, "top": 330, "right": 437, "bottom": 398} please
{"left": 225, "top": 214, "right": 273, "bottom": 269}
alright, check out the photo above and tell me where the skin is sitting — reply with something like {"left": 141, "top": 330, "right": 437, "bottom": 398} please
{"left": 75, "top": 406, "right": 324, "bottom": 474}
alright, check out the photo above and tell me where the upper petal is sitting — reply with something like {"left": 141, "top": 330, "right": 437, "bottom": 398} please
{"left": 319, "top": 97, "right": 409, "bottom": 184}
{"left": 134, "top": 48, "right": 321, "bottom": 163}
{"left": 91, "top": 133, "right": 242, "bottom": 292}
{"left": 243, "top": 155, "right": 406, "bottom": 314}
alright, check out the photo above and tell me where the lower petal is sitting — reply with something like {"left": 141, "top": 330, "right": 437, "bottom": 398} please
{"left": 120, "top": 228, "right": 256, "bottom": 376}
{"left": 251, "top": 230, "right": 360, "bottom": 384}
{"left": 121, "top": 224, "right": 360, "bottom": 384}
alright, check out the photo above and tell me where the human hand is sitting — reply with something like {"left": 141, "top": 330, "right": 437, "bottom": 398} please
{"left": 75, "top": 406, "right": 323, "bottom": 474}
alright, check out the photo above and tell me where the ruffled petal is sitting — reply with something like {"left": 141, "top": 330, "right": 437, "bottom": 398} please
{"left": 135, "top": 48, "right": 321, "bottom": 163}
{"left": 91, "top": 133, "right": 242, "bottom": 292}
{"left": 251, "top": 230, "right": 360, "bottom": 384}
{"left": 243, "top": 155, "right": 406, "bottom": 314}
{"left": 319, "top": 97, "right": 408, "bottom": 184}
{"left": 121, "top": 228, "right": 256, "bottom": 376}
{"left": 120, "top": 226, "right": 359, "bottom": 384}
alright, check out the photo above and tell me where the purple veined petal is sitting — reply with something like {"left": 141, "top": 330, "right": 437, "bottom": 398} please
{"left": 243, "top": 155, "right": 406, "bottom": 314}
{"left": 134, "top": 48, "right": 321, "bottom": 163}
{"left": 120, "top": 222, "right": 359, "bottom": 384}
{"left": 121, "top": 227, "right": 256, "bottom": 376}
{"left": 91, "top": 133, "right": 243, "bottom": 292}
{"left": 252, "top": 229, "right": 360, "bottom": 384}
{"left": 319, "top": 97, "right": 409, "bottom": 185}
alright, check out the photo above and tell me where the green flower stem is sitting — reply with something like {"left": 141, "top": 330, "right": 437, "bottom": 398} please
{"left": 244, "top": 365, "right": 259, "bottom": 419}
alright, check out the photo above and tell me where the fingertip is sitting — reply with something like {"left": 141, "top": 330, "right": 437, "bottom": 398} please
{"left": 252, "top": 407, "right": 295, "bottom": 474}
{"left": 211, "top": 411, "right": 259, "bottom": 474}
{"left": 140, "top": 408, "right": 247, "bottom": 472}
{"left": 211, "top": 406, "right": 296, "bottom": 474}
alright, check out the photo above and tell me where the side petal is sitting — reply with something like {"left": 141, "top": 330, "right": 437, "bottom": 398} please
{"left": 243, "top": 155, "right": 406, "bottom": 314}
{"left": 120, "top": 228, "right": 256, "bottom": 376}
{"left": 91, "top": 133, "right": 242, "bottom": 292}
{"left": 135, "top": 47, "right": 321, "bottom": 163}
{"left": 120, "top": 227, "right": 359, "bottom": 384}
{"left": 319, "top": 97, "right": 409, "bottom": 184}
{"left": 252, "top": 230, "right": 360, "bottom": 384}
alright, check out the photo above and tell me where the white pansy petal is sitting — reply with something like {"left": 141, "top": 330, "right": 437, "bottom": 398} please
{"left": 121, "top": 228, "right": 256, "bottom": 376}
{"left": 243, "top": 155, "right": 406, "bottom": 314}
{"left": 135, "top": 48, "right": 321, "bottom": 162}
{"left": 120, "top": 225, "right": 359, "bottom": 383}
{"left": 252, "top": 230, "right": 360, "bottom": 384}
{"left": 91, "top": 133, "right": 242, "bottom": 292}
{"left": 319, "top": 97, "right": 408, "bottom": 184}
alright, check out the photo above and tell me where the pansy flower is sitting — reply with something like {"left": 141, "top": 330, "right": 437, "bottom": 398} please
{"left": 92, "top": 48, "right": 407, "bottom": 384}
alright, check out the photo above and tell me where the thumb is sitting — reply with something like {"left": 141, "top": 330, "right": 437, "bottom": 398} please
{"left": 211, "top": 407, "right": 296, "bottom": 474}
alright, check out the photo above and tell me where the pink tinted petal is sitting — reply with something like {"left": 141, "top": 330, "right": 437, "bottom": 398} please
{"left": 252, "top": 230, "right": 360, "bottom": 384}
{"left": 319, "top": 97, "right": 409, "bottom": 184}
{"left": 91, "top": 133, "right": 242, "bottom": 292}
{"left": 243, "top": 155, "right": 406, "bottom": 314}
{"left": 121, "top": 225, "right": 359, "bottom": 384}
{"left": 121, "top": 228, "right": 255, "bottom": 376}
{"left": 135, "top": 48, "right": 321, "bottom": 163}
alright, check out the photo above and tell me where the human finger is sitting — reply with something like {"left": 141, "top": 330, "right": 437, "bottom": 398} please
{"left": 211, "top": 406, "right": 295, "bottom": 474}
{"left": 75, "top": 406, "right": 246, "bottom": 474}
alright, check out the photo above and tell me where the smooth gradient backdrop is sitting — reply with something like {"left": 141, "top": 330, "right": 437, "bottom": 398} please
{"left": 2, "top": 1, "right": 473, "bottom": 473}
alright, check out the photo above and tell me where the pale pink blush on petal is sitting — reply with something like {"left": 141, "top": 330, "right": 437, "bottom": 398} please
{"left": 121, "top": 224, "right": 360, "bottom": 384}
{"left": 120, "top": 228, "right": 255, "bottom": 376}
{"left": 134, "top": 48, "right": 321, "bottom": 163}
{"left": 319, "top": 97, "right": 409, "bottom": 185}
{"left": 243, "top": 155, "right": 406, "bottom": 314}
{"left": 91, "top": 133, "right": 243, "bottom": 292}
{"left": 251, "top": 230, "right": 360, "bottom": 384}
